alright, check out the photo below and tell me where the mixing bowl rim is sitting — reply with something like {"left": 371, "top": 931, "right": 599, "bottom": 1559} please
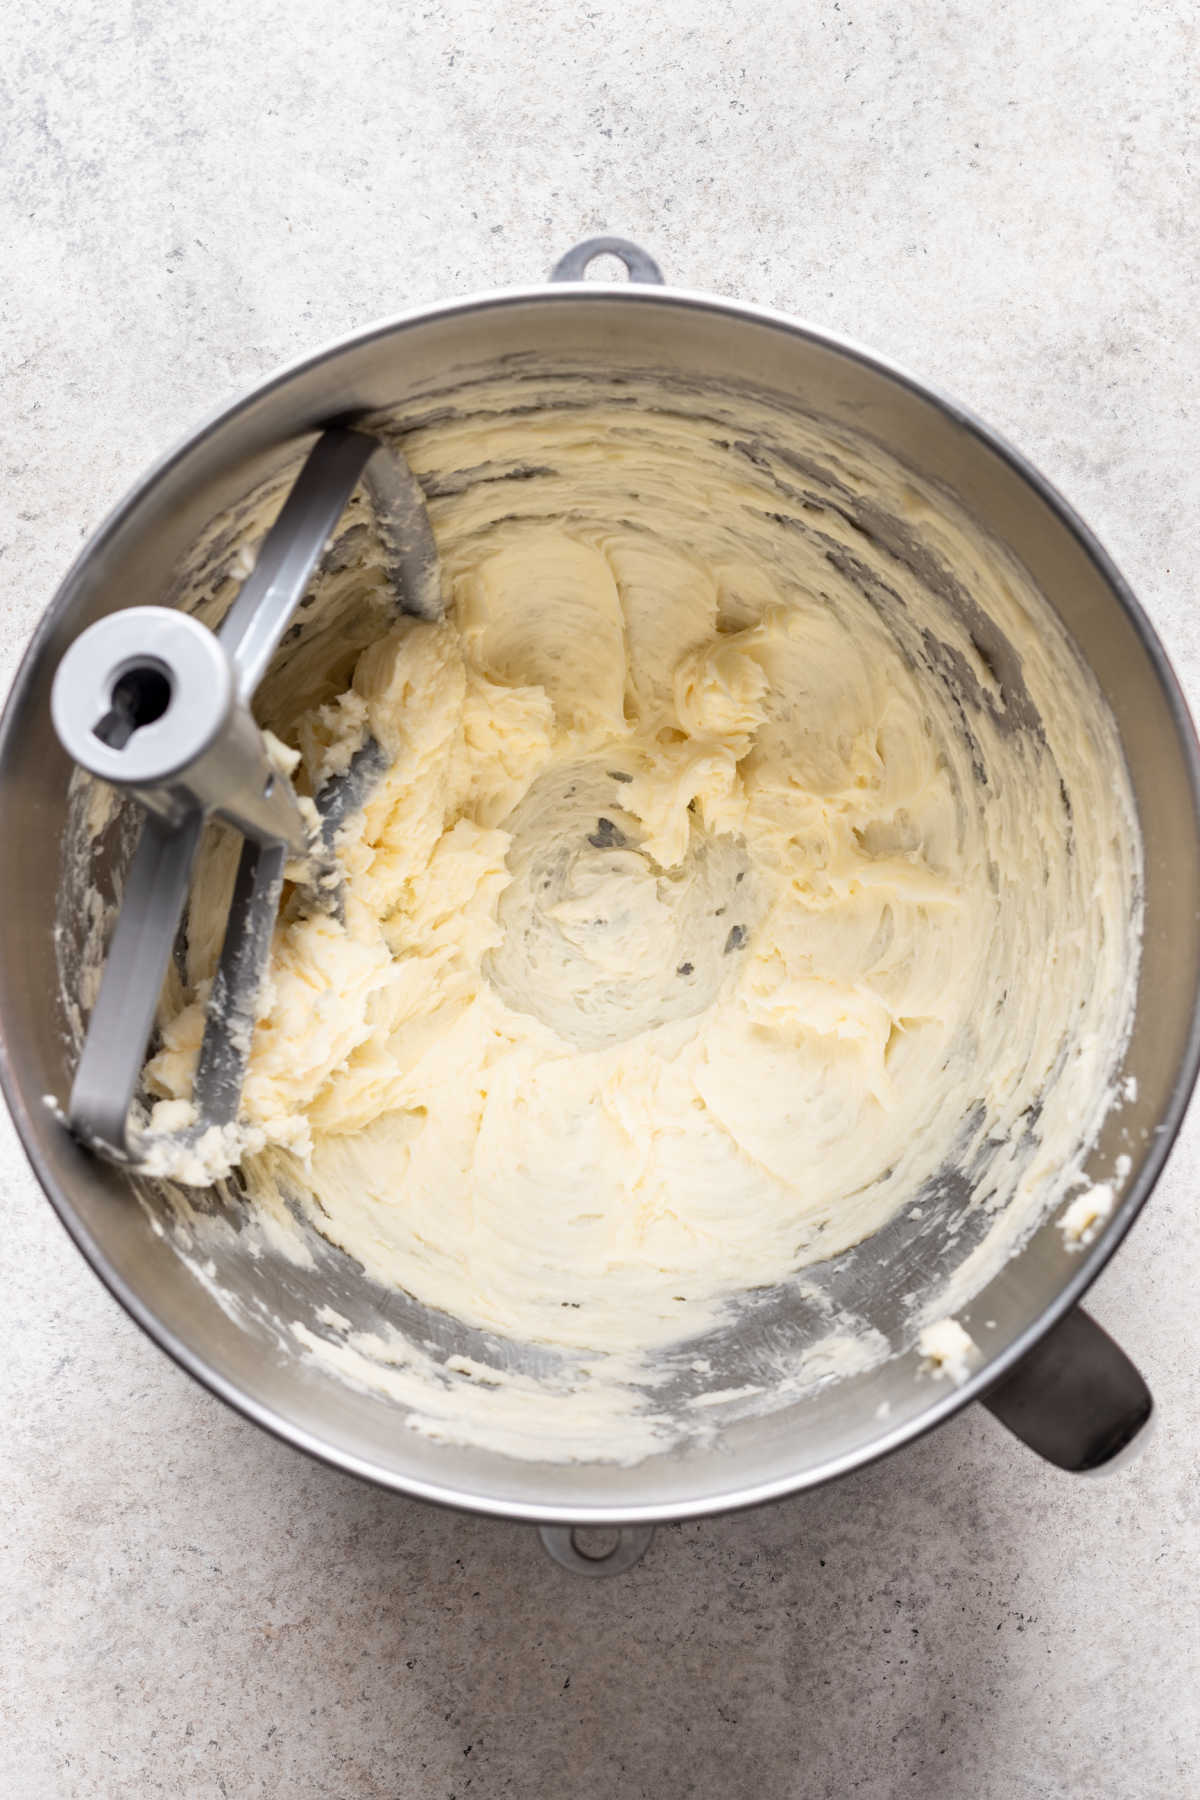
{"left": 3, "top": 276, "right": 1199, "bottom": 1524}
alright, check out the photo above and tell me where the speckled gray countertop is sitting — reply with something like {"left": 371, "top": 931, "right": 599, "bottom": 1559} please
{"left": 2, "top": 3, "right": 1198, "bottom": 1795}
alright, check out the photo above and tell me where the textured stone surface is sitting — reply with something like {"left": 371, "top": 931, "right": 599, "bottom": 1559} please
{"left": 2, "top": 2, "right": 1198, "bottom": 1795}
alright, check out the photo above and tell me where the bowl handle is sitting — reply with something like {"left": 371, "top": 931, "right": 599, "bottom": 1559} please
{"left": 550, "top": 236, "right": 665, "bottom": 285}
{"left": 981, "top": 1305, "right": 1153, "bottom": 1471}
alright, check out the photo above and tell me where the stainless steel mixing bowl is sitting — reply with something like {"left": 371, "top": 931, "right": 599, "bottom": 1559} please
{"left": 3, "top": 238, "right": 1198, "bottom": 1573}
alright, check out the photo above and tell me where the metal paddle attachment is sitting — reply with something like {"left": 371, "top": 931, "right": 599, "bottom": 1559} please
{"left": 50, "top": 426, "right": 440, "bottom": 1172}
